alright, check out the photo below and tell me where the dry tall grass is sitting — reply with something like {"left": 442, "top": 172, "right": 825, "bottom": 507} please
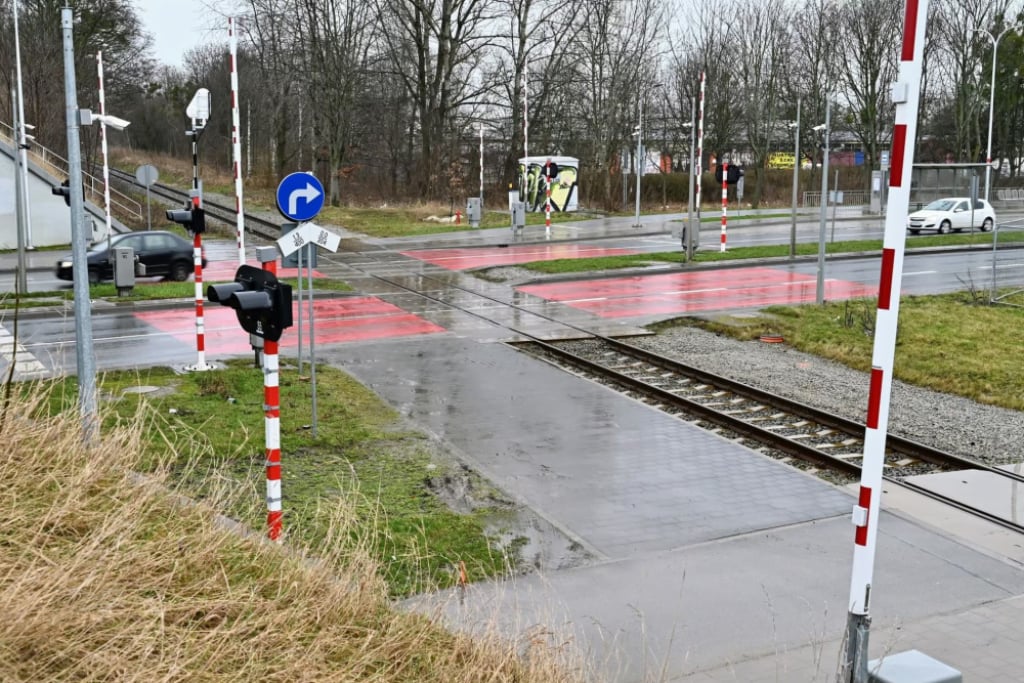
{"left": 0, "top": 385, "right": 591, "bottom": 682}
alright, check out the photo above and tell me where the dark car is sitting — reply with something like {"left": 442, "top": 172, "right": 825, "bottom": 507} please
{"left": 55, "top": 231, "right": 205, "bottom": 284}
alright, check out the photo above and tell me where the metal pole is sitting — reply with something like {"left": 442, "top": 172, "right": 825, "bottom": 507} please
{"left": 696, "top": 72, "right": 706, "bottom": 219}
{"left": 634, "top": 94, "right": 643, "bottom": 227}
{"left": 479, "top": 123, "right": 484, "bottom": 207}
{"left": 545, "top": 158, "right": 552, "bottom": 238}
{"left": 97, "top": 51, "right": 113, "bottom": 249}
{"left": 145, "top": 185, "right": 151, "bottom": 230}
{"left": 308, "top": 256, "right": 318, "bottom": 438}
{"left": 259, "top": 249, "right": 283, "bottom": 542}
{"left": 831, "top": 168, "right": 839, "bottom": 242}
{"left": 790, "top": 98, "right": 801, "bottom": 259}
{"left": 841, "top": 2, "right": 929, "bottom": 680}
{"left": 816, "top": 99, "right": 831, "bottom": 305}
{"left": 978, "top": 28, "right": 1009, "bottom": 203}
{"left": 229, "top": 17, "right": 247, "bottom": 265}
{"left": 686, "top": 97, "right": 696, "bottom": 260}
{"left": 11, "top": 87, "right": 27, "bottom": 293}
{"left": 62, "top": 6, "right": 98, "bottom": 442}
{"left": 720, "top": 161, "right": 728, "bottom": 251}
{"left": 13, "top": 0, "right": 33, "bottom": 250}
{"left": 296, "top": 243, "right": 304, "bottom": 374}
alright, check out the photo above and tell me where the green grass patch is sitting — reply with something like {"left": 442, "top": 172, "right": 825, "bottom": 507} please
{"left": 46, "top": 362, "right": 513, "bottom": 597}
{"left": 664, "top": 290, "right": 1024, "bottom": 411}
{"left": 517, "top": 231, "right": 1024, "bottom": 274}
{"left": 316, "top": 205, "right": 586, "bottom": 238}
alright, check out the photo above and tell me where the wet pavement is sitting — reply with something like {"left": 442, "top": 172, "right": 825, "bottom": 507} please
{"left": 333, "top": 336, "right": 1024, "bottom": 683}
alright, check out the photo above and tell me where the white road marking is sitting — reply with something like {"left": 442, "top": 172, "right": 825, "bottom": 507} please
{"left": 0, "top": 326, "right": 46, "bottom": 376}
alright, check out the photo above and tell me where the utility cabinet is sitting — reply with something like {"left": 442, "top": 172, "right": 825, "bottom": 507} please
{"left": 869, "top": 650, "right": 962, "bottom": 683}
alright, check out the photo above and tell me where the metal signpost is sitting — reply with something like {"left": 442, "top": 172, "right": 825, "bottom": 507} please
{"left": 275, "top": 173, "right": 334, "bottom": 437}
{"left": 135, "top": 164, "right": 158, "bottom": 230}
{"left": 276, "top": 221, "right": 341, "bottom": 439}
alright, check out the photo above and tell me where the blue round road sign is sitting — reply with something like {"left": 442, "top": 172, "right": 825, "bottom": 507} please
{"left": 276, "top": 172, "right": 325, "bottom": 222}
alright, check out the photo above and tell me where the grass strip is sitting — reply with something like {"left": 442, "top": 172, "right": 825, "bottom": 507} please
{"left": 655, "top": 289, "right": 1024, "bottom": 411}
{"left": 0, "top": 387, "right": 585, "bottom": 681}
{"left": 517, "top": 231, "right": 1024, "bottom": 274}
{"left": 43, "top": 360, "right": 518, "bottom": 598}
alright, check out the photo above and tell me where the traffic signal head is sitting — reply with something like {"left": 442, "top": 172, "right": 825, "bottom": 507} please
{"left": 715, "top": 164, "right": 744, "bottom": 185}
{"left": 52, "top": 179, "right": 71, "bottom": 206}
{"left": 165, "top": 204, "right": 206, "bottom": 234}
{"left": 207, "top": 265, "right": 292, "bottom": 341}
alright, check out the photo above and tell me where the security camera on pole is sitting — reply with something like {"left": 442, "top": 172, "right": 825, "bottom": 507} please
{"left": 173, "top": 88, "right": 215, "bottom": 372}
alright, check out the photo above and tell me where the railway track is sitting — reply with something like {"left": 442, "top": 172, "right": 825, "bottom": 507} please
{"left": 105, "top": 167, "right": 280, "bottom": 240}
{"left": 511, "top": 335, "right": 1024, "bottom": 533}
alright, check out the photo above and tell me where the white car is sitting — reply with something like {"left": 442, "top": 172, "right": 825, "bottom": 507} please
{"left": 906, "top": 198, "right": 995, "bottom": 234}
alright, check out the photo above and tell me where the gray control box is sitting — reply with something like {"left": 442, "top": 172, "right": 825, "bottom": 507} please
{"left": 869, "top": 650, "right": 962, "bottom": 683}
{"left": 466, "top": 197, "right": 482, "bottom": 228}
{"left": 511, "top": 201, "right": 526, "bottom": 231}
{"left": 113, "top": 246, "right": 135, "bottom": 293}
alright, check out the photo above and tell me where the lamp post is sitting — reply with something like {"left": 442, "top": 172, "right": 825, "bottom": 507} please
{"left": 634, "top": 83, "right": 663, "bottom": 227}
{"left": 814, "top": 98, "right": 831, "bottom": 305}
{"left": 975, "top": 27, "right": 1010, "bottom": 202}
{"left": 13, "top": 0, "right": 33, "bottom": 253}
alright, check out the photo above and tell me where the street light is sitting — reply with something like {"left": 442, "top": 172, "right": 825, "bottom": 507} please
{"left": 975, "top": 26, "right": 1011, "bottom": 202}
{"left": 634, "top": 82, "right": 663, "bottom": 227}
{"left": 814, "top": 100, "right": 831, "bottom": 305}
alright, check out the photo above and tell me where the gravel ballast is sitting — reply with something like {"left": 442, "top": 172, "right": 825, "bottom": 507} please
{"left": 625, "top": 325, "right": 1024, "bottom": 466}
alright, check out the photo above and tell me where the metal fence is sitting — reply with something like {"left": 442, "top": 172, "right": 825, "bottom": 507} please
{"left": 0, "top": 120, "right": 142, "bottom": 222}
{"left": 801, "top": 190, "right": 870, "bottom": 208}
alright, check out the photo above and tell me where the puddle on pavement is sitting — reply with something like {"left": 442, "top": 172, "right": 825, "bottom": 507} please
{"left": 426, "top": 463, "right": 594, "bottom": 574}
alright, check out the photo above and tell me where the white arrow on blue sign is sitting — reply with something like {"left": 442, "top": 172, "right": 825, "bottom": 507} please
{"left": 276, "top": 172, "right": 325, "bottom": 222}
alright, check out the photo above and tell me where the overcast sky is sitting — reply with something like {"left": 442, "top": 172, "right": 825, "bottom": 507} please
{"left": 135, "top": 0, "right": 227, "bottom": 68}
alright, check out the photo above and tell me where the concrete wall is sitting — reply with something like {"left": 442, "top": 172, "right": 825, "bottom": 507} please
{"left": 0, "top": 139, "right": 108, "bottom": 249}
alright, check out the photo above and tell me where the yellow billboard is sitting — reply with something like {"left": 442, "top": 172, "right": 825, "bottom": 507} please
{"left": 768, "top": 152, "right": 796, "bottom": 169}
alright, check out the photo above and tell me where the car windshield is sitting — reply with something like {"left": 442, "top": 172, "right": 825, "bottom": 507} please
{"left": 923, "top": 199, "right": 957, "bottom": 211}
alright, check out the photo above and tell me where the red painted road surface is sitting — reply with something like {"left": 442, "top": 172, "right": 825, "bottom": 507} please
{"left": 135, "top": 297, "right": 444, "bottom": 354}
{"left": 517, "top": 267, "right": 878, "bottom": 317}
{"left": 401, "top": 245, "right": 640, "bottom": 270}
{"left": 202, "top": 260, "right": 327, "bottom": 282}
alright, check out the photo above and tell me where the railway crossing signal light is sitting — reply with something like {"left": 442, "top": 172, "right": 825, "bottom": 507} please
{"left": 207, "top": 264, "right": 293, "bottom": 342}
{"left": 52, "top": 179, "right": 71, "bottom": 206}
{"left": 714, "top": 164, "right": 744, "bottom": 185}
{"left": 165, "top": 203, "right": 206, "bottom": 234}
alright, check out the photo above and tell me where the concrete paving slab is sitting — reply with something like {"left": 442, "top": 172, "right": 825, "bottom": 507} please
{"left": 327, "top": 336, "right": 852, "bottom": 560}
{"left": 412, "top": 515, "right": 1024, "bottom": 683}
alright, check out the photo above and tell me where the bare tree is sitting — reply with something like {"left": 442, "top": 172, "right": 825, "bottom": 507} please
{"left": 374, "top": 0, "right": 496, "bottom": 198}
{"left": 836, "top": 0, "right": 903, "bottom": 176}
{"left": 295, "top": 0, "right": 375, "bottom": 205}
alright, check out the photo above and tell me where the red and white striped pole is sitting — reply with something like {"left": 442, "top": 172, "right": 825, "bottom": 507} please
{"left": 229, "top": 17, "right": 246, "bottom": 265}
{"left": 190, "top": 192, "right": 209, "bottom": 371}
{"left": 720, "top": 161, "right": 728, "bottom": 251}
{"left": 96, "top": 51, "right": 113, "bottom": 244}
{"left": 696, "top": 71, "right": 706, "bottom": 218}
{"left": 545, "top": 157, "right": 552, "bottom": 238}
{"left": 842, "top": 1, "right": 929, "bottom": 680}
{"left": 257, "top": 246, "right": 283, "bottom": 542}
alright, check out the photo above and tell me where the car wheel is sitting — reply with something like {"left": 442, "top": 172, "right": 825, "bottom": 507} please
{"left": 982, "top": 217, "right": 993, "bottom": 232}
{"left": 168, "top": 261, "right": 191, "bottom": 282}
{"left": 937, "top": 220, "right": 951, "bottom": 234}
{"left": 88, "top": 268, "right": 100, "bottom": 285}
{"left": 909, "top": 229, "right": 920, "bottom": 235}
